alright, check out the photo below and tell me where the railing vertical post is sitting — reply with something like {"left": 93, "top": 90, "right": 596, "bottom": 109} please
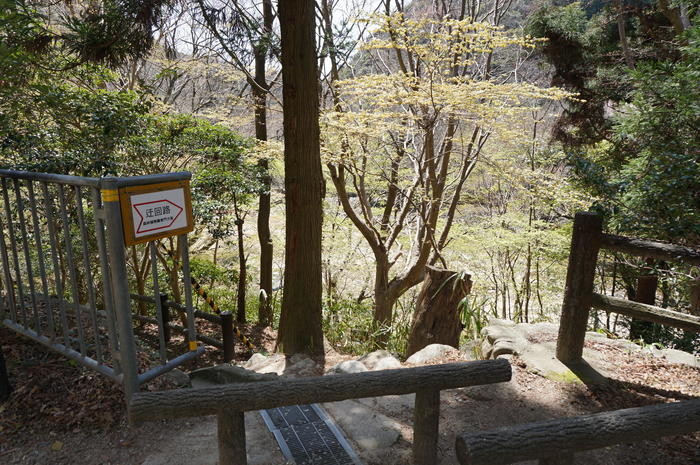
{"left": 0, "top": 344, "right": 12, "bottom": 402}
{"left": 221, "top": 311, "right": 235, "bottom": 363}
{"left": 413, "top": 389, "right": 440, "bottom": 465}
{"left": 101, "top": 178, "right": 139, "bottom": 401}
{"left": 160, "top": 293, "right": 171, "bottom": 344}
{"left": 218, "top": 410, "right": 247, "bottom": 465}
{"left": 556, "top": 212, "right": 603, "bottom": 363}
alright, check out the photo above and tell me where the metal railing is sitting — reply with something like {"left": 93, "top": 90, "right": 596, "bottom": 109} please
{"left": 0, "top": 169, "right": 204, "bottom": 401}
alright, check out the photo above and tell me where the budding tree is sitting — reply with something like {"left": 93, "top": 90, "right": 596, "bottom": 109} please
{"left": 323, "top": 12, "right": 571, "bottom": 345}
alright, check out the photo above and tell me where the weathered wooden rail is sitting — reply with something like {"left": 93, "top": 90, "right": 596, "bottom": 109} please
{"left": 455, "top": 398, "right": 700, "bottom": 465}
{"left": 129, "top": 359, "right": 512, "bottom": 465}
{"left": 557, "top": 212, "right": 700, "bottom": 363}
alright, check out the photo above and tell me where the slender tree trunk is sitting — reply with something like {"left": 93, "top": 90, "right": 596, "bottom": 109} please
{"left": 277, "top": 0, "right": 324, "bottom": 355}
{"left": 233, "top": 194, "right": 247, "bottom": 324}
{"left": 615, "top": 0, "right": 635, "bottom": 68}
{"left": 256, "top": 0, "right": 274, "bottom": 326}
{"left": 373, "top": 258, "right": 394, "bottom": 346}
{"left": 236, "top": 219, "right": 247, "bottom": 324}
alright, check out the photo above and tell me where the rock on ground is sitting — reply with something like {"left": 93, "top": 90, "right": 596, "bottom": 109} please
{"left": 322, "top": 399, "right": 406, "bottom": 463}
{"left": 358, "top": 350, "right": 402, "bottom": 371}
{"left": 328, "top": 360, "right": 368, "bottom": 374}
{"left": 405, "top": 343, "right": 459, "bottom": 364}
{"left": 189, "top": 364, "right": 279, "bottom": 388}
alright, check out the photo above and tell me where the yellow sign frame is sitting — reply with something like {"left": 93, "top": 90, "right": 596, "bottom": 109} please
{"left": 118, "top": 180, "right": 194, "bottom": 246}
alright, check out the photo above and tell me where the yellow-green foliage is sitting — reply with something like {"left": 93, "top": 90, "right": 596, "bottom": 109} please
{"left": 319, "top": 13, "right": 588, "bottom": 334}
{"left": 322, "top": 14, "right": 572, "bottom": 165}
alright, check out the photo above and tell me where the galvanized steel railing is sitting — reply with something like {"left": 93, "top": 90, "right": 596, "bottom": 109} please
{"left": 0, "top": 169, "right": 204, "bottom": 401}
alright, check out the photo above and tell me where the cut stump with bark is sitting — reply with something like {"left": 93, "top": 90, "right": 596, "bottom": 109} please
{"left": 406, "top": 266, "right": 471, "bottom": 357}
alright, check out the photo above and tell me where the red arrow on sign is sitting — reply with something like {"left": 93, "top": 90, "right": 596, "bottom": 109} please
{"left": 133, "top": 199, "right": 184, "bottom": 234}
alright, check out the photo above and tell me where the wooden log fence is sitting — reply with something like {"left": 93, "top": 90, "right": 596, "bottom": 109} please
{"left": 556, "top": 212, "right": 700, "bottom": 363}
{"left": 601, "top": 234, "right": 700, "bottom": 267}
{"left": 129, "top": 359, "right": 512, "bottom": 465}
{"left": 455, "top": 399, "right": 700, "bottom": 465}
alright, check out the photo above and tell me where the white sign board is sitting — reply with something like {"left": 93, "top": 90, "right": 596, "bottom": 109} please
{"left": 131, "top": 188, "right": 188, "bottom": 239}
{"left": 119, "top": 180, "right": 194, "bottom": 246}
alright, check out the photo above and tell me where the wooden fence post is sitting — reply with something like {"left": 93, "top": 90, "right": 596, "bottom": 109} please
{"left": 218, "top": 410, "right": 247, "bottom": 465}
{"left": 413, "top": 389, "right": 440, "bottom": 465}
{"left": 0, "top": 344, "right": 11, "bottom": 402}
{"left": 221, "top": 311, "right": 235, "bottom": 363}
{"left": 160, "top": 293, "right": 171, "bottom": 344}
{"left": 556, "top": 212, "right": 602, "bottom": 363}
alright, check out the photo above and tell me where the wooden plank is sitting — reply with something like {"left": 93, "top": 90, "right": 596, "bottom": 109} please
{"left": 601, "top": 234, "right": 700, "bottom": 266}
{"left": 413, "top": 389, "right": 440, "bottom": 465}
{"left": 591, "top": 293, "right": 700, "bottom": 333}
{"left": 129, "top": 359, "right": 511, "bottom": 423}
{"left": 455, "top": 399, "right": 700, "bottom": 465}
{"left": 556, "top": 212, "right": 602, "bottom": 363}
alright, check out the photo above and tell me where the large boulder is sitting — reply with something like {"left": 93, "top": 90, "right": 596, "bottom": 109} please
{"left": 240, "top": 352, "right": 321, "bottom": 377}
{"left": 328, "top": 360, "right": 369, "bottom": 374}
{"left": 245, "top": 353, "right": 288, "bottom": 375}
{"left": 405, "top": 343, "right": 460, "bottom": 364}
{"left": 659, "top": 348, "right": 700, "bottom": 368}
{"left": 164, "top": 368, "right": 191, "bottom": 388}
{"left": 189, "top": 364, "right": 279, "bottom": 388}
{"left": 358, "top": 350, "right": 402, "bottom": 371}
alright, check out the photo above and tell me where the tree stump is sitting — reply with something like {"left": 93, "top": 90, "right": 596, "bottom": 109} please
{"left": 406, "top": 266, "right": 471, "bottom": 357}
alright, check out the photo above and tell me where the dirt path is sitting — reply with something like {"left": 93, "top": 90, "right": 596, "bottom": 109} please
{"left": 1, "top": 326, "right": 699, "bottom": 465}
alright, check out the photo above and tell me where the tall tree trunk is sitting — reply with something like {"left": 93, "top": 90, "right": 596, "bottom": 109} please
{"left": 233, "top": 194, "right": 247, "bottom": 324}
{"left": 276, "top": 0, "right": 324, "bottom": 355}
{"left": 256, "top": 0, "right": 274, "bottom": 326}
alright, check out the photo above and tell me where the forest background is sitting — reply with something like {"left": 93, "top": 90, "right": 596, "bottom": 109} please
{"left": 1, "top": 0, "right": 698, "bottom": 357}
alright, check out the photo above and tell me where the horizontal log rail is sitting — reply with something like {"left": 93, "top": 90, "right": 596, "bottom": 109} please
{"left": 130, "top": 359, "right": 510, "bottom": 420}
{"left": 591, "top": 293, "right": 700, "bottom": 333}
{"left": 601, "top": 234, "right": 700, "bottom": 266}
{"left": 129, "top": 359, "right": 512, "bottom": 465}
{"left": 455, "top": 399, "right": 700, "bottom": 465}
